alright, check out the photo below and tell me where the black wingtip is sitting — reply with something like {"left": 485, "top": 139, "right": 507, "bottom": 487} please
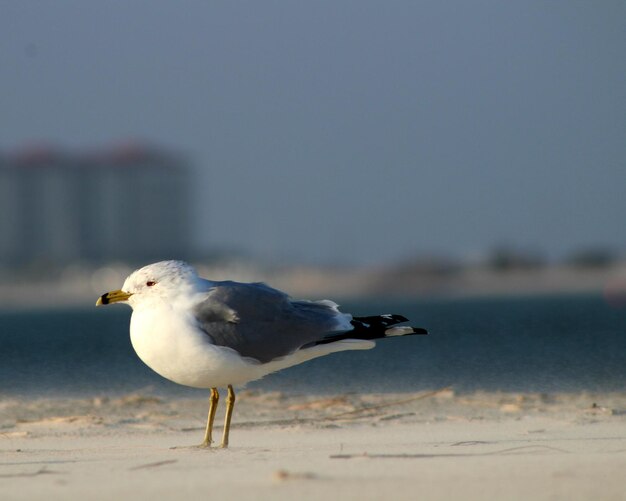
{"left": 413, "top": 327, "right": 428, "bottom": 335}
{"left": 392, "top": 314, "right": 409, "bottom": 323}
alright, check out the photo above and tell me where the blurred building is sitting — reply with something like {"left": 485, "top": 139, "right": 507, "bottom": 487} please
{"left": 0, "top": 142, "right": 192, "bottom": 266}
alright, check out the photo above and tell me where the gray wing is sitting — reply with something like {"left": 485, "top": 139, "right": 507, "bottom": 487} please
{"left": 192, "top": 281, "right": 352, "bottom": 363}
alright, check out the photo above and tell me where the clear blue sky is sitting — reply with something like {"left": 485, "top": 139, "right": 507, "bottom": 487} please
{"left": 2, "top": 1, "right": 625, "bottom": 264}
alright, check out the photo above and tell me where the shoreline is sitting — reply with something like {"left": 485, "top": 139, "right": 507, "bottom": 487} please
{"left": 1, "top": 260, "right": 625, "bottom": 310}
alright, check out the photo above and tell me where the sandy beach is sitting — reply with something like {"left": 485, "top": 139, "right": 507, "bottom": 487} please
{"left": 2, "top": 389, "right": 626, "bottom": 500}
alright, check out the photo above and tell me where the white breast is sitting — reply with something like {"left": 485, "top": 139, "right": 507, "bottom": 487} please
{"left": 128, "top": 307, "right": 264, "bottom": 388}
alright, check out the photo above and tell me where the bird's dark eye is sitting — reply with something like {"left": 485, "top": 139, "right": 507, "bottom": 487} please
{"left": 146, "top": 281, "right": 156, "bottom": 287}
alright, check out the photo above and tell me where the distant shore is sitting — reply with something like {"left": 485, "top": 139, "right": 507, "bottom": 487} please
{"left": 1, "top": 259, "right": 625, "bottom": 309}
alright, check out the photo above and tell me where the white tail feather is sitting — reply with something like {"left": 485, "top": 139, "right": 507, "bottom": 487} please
{"left": 384, "top": 326, "right": 414, "bottom": 337}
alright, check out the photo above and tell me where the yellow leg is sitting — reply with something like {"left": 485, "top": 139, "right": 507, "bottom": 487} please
{"left": 220, "top": 385, "right": 236, "bottom": 448}
{"left": 200, "top": 387, "right": 219, "bottom": 447}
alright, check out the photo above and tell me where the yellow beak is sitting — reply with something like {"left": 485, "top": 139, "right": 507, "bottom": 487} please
{"left": 96, "top": 289, "right": 133, "bottom": 306}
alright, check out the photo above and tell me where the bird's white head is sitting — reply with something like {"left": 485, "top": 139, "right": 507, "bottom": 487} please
{"left": 96, "top": 260, "right": 201, "bottom": 308}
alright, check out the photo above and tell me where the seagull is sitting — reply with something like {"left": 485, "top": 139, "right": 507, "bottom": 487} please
{"left": 96, "top": 260, "right": 427, "bottom": 448}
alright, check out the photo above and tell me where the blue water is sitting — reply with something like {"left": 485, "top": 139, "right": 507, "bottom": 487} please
{"left": 1, "top": 294, "right": 625, "bottom": 397}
